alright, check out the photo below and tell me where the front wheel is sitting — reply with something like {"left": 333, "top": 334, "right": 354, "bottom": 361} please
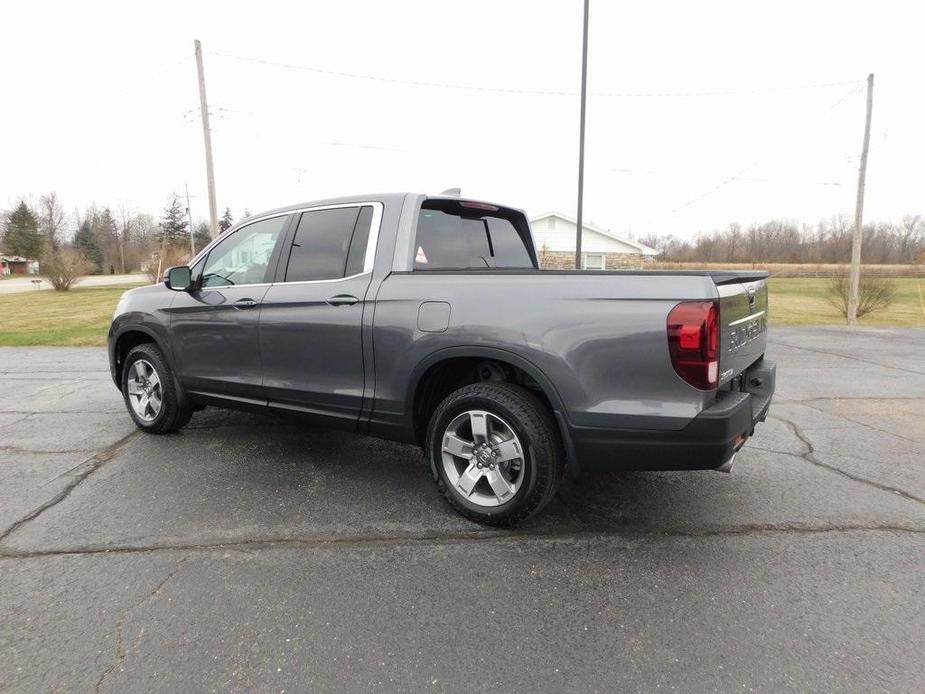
{"left": 426, "top": 382, "right": 564, "bottom": 526}
{"left": 121, "top": 343, "right": 193, "bottom": 434}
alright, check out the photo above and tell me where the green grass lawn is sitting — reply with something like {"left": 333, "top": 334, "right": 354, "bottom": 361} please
{"left": 768, "top": 277, "right": 925, "bottom": 327}
{"left": 0, "top": 286, "right": 136, "bottom": 346}
{"left": 0, "top": 278, "right": 922, "bottom": 348}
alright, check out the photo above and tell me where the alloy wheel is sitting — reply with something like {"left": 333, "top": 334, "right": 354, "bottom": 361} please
{"left": 440, "top": 409, "right": 525, "bottom": 507}
{"left": 126, "top": 359, "right": 163, "bottom": 422}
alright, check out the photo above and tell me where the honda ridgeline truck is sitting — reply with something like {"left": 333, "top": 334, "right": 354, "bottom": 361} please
{"left": 109, "top": 193, "right": 775, "bottom": 525}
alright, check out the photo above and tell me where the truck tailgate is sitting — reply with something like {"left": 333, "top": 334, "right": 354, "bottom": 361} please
{"left": 715, "top": 274, "right": 769, "bottom": 385}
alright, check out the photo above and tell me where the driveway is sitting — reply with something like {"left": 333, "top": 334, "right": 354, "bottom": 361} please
{"left": 0, "top": 274, "right": 147, "bottom": 294}
{"left": 1, "top": 327, "right": 924, "bottom": 692}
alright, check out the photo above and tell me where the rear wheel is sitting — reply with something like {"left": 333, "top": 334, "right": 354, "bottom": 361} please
{"left": 427, "top": 382, "right": 563, "bottom": 526}
{"left": 121, "top": 343, "right": 193, "bottom": 434}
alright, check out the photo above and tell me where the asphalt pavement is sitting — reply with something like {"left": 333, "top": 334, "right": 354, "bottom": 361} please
{"left": 1, "top": 327, "right": 924, "bottom": 692}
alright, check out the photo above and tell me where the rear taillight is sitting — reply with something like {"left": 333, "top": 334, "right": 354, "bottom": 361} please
{"left": 667, "top": 301, "right": 719, "bottom": 390}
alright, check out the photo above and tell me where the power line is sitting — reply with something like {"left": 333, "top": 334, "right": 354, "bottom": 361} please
{"left": 208, "top": 50, "right": 861, "bottom": 99}
{"left": 669, "top": 84, "right": 865, "bottom": 213}
{"left": 610, "top": 167, "right": 845, "bottom": 187}
{"left": 130, "top": 54, "right": 194, "bottom": 91}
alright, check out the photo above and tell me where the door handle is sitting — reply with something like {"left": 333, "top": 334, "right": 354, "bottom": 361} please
{"left": 326, "top": 294, "right": 359, "bottom": 307}
{"left": 233, "top": 298, "right": 259, "bottom": 309}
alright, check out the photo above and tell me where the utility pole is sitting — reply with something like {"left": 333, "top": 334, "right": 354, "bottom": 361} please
{"left": 574, "top": 0, "right": 590, "bottom": 270}
{"left": 194, "top": 39, "right": 219, "bottom": 240}
{"left": 184, "top": 184, "right": 196, "bottom": 258}
{"left": 118, "top": 218, "right": 126, "bottom": 274}
{"left": 847, "top": 73, "right": 874, "bottom": 325}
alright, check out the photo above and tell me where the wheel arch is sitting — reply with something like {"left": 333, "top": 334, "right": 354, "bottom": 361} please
{"left": 407, "top": 346, "right": 579, "bottom": 474}
{"left": 111, "top": 326, "right": 175, "bottom": 392}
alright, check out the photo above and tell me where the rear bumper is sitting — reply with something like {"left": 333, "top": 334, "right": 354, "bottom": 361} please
{"left": 571, "top": 359, "right": 776, "bottom": 471}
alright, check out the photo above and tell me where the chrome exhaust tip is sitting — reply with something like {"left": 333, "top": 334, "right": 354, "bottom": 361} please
{"left": 716, "top": 454, "right": 736, "bottom": 474}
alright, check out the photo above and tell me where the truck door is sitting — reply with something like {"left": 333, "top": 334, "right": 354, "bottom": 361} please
{"left": 258, "top": 203, "right": 380, "bottom": 428}
{"left": 169, "top": 214, "right": 290, "bottom": 404}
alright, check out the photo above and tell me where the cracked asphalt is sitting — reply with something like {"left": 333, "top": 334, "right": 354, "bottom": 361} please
{"left": 1, "top": 327, "right": 924, "bottom": 693}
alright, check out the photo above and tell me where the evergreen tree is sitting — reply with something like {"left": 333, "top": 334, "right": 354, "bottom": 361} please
{"left": 159, "top": 195, "right": 189, "bottom": 246}
{"left": 74, "top": 218, "right": 104, "bottom": 272}
{"left": 93, "top": 207, "right": 119, "bottom": 272}
{"left": 2, "top": 201, "right": 43, "bottom": 259}
{"left": 193, "top": 222, "right": 211, "bottom": 251}
{"left": 219, "top": 207, "right": 234, "bottom": 234}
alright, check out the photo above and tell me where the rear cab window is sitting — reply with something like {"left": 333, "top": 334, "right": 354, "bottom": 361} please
{"left": 413, "top": 199, "right": 536, "bottom": 270}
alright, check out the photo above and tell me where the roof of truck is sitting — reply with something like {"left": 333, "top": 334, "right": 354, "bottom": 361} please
{"left": 242, "top": 193, "right": 408, "bottom": 222}
{"left": 236, "top": 192, "right": 527, "bottom": 229}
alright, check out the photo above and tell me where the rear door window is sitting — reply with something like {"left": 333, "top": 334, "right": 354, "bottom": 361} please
{"left": 284, "top": 206, "right": 373, "bottom": 282}
{"left": 414, "top": 202, "right": 534, "bottom": 270}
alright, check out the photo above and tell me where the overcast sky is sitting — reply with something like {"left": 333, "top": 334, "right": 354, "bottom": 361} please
{"left": 2, "top": 0, "right": 922, "bottom": 239}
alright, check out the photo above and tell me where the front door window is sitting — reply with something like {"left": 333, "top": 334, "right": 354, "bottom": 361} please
{"left": 201, "top": 216, "right": 288, "bottom": 287}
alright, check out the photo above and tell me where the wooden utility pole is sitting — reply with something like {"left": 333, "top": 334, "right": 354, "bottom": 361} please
{"left": 847, "top": 73, "right": 874, "bottom": 325}
{"left": 574, "top": 0, "right": 590, "bottom": 269}
{"left": 184, "top": 184, "right": 196, "bottom": 258}
{"left": 194, "top": 39, "right": 219, "bottom": 240}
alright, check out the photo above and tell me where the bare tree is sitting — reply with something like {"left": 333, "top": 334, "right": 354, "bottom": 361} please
{"left": 642, "top": 213, "right": 925, "bottom": 266}
{"left": 897, "top": 215, "right": 923, "bottom": 263}
{"left": 37, "top": 192, "right": 67, "bottom": 250}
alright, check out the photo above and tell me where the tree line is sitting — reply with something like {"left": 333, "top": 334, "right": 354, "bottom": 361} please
{"left": 5, "top": 194, "right": 924, "bottom": 277}
{"left": 638, "top": 214, "right": 925, "bottom": 264}
{"left": 1, "top": 192, "right": 246, "bottom": 277}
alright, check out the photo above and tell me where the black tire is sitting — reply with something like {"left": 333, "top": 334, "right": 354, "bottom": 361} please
{"left": 121, "top": 343, "right": 193, "bottom": 434}
{"left": 426, "top": 382, "right": 564, "bottom": 526}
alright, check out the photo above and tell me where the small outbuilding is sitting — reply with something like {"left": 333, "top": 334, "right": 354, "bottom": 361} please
{"left": 529, "top": 212, "right": 658, "bottom": 270}
{"left": 0, "top": 253, "right": 39, "bottom": 276}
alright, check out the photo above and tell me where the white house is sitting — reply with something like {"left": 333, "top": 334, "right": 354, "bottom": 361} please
{"left": 529, "top": 212, "right": 658, "bottom": 269}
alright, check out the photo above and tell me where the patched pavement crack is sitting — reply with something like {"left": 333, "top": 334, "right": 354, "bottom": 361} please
{"left": 796, "top": 400, "right": 925, "bottom": 448}
{"left": 0, "top": 430, "right": 140, "bottom": 544}
{"left": 0, "top": 445, "right": 99, "bottom": 455}
{"left": 770, "top": 414, "right": 925, "bottom": 505}
{"left": 0, "top": 413, "right": 34, "bottom": 429}
{"left": 94, "top": 556, "right": 188, "bottom": 693}
{"left": 1, "top": 525, "right": 923, "bottom": 561}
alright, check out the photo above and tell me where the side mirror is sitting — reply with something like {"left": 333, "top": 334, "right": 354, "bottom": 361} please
{"left": 165, "top": 265, "right": 192, "bottom": 291}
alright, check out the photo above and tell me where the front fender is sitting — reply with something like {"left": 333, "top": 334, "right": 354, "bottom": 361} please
{"left": 108, "top": 313, "right": 174, "bottom": 389}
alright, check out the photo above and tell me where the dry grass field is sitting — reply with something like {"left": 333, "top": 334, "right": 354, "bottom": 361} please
{"left": 0, "top": 286, "right": 131, "bottom": 346}
{"left": 768, "top": 277, "right": 925, "bottom": 326}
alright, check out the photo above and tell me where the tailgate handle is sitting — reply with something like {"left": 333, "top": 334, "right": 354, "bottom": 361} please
{"left": 326, "top": 294, "right": 359, "bottom": 307}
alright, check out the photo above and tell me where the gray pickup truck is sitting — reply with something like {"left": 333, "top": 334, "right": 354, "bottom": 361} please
{"left": 109, "top": 193, "right": 775, "bottom": 524}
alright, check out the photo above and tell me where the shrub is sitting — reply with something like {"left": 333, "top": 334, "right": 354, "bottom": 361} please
{"left": 146, "top": 246, "right": 192, "bottom": 284}
{"left": 41, "top": 247, "right": 93, "bottom": 291}
{"left": 828, "top": 274, "right": 896, "bottom": 320}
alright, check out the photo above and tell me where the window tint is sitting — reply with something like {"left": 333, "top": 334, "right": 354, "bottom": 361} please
{"left": 414, "top": 206, "right": 533, "bottom": 270}
{"left": 345, "top": 206, "right": 374, "bottom": 277}
{"left": 201, "top": 216, "right": 287, "bottom": 287}
{"left": 284, "top": 206, "right": 373, "bottom": 282}
{"left": 485, "top": 218, "right": 533, "bottom": 267}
